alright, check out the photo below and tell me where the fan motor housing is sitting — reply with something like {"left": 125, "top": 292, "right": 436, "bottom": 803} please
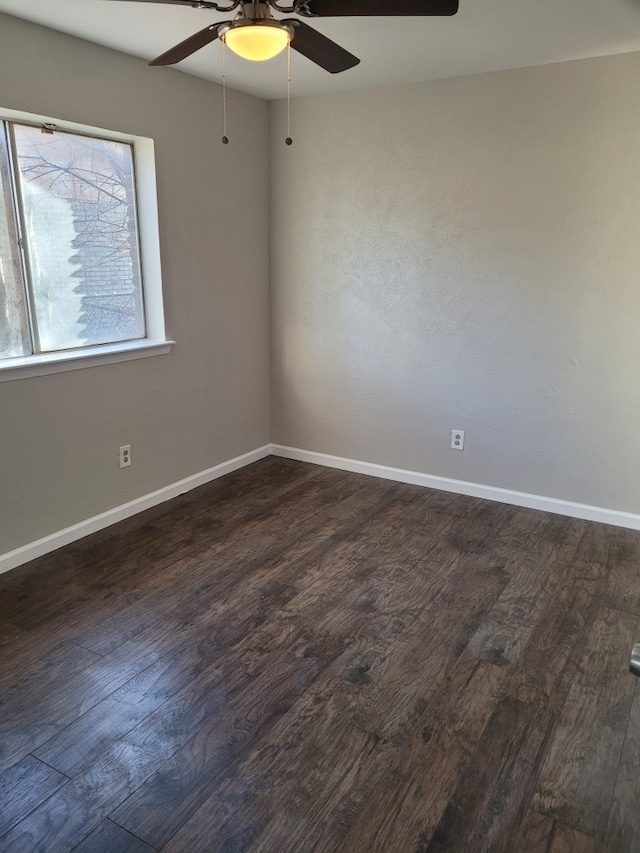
{"left": 219, "top": 18, "right": 295, "bottom": 37}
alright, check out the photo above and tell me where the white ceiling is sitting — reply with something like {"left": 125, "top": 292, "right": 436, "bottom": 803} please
{"left": 1, "top": 0, "right": 640, "bottom": 100}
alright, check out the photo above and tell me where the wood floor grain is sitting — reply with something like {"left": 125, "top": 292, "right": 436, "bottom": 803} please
{"left": 1, "top": 456, "right": 639, "bottom": 851}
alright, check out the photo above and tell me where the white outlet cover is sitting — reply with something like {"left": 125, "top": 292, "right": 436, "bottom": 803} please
{"left": 451, "top": 430, "right": 465, "bottom": 450}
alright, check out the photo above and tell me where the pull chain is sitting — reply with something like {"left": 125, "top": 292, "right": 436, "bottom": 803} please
{"left": 221, "top": 39, "right": 229, "bottom": 144}
{"left": 285, "top": 39, "right": 292, "bottom": 146}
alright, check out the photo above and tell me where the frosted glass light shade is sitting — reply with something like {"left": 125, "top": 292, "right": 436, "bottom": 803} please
{"left": 224, "top": 24, "right": 290, "bottom": 61}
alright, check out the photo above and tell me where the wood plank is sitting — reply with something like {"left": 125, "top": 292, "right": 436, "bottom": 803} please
{"left": 339, "top": 655, "right": 507, "bottom": 852}
{"left": 63, "top": 469, "right": 387, "bottom": 659}
{"left": 515, "top": 809, "right": 555, "bottom": 851}
{"left": 601, "top": 528, "right": 640, "bottom": 615}
{"left": 0, "top": 458, "right": 320, "bottom": 654}
{"left": 0, "top": 741, "right": 169, "bottom": 853}
{"left": 344, "top": 558, "right": 508, "bottom": 743}
{"left": 602, "top": 680, "right": 640, "bottom": 852}
{"left": 265, "top": 499, "right": 516, "bottom": 746}
{"left": 505, "top": 523, "right": 611, "bottom": 718}
{"left": 0, "top": 616, "right": 187, "bottom": 773}
{"left": 425, "top": 694, "right": 551, "bottom": 852}
{"left": 465, "top": 514, "right": 586, "bottom": 668}
{"left": 32, "top": 642, "right": 211, "bottom": 776}
{"left": 0, "top": 755, "right": 67, "bottom": 837}
{"left": 0, "top": 660, "right": 229, "bottom": 851}
{"left": 284, "top": 502, "right": 525, "bottom": 746}
{"left": 1, "top": 474, "right": 378, "bottom": 772}
{"left": 110, "top": 621, "right": 331, "bottom": 848}
{"left": 549, "top": 822, "right": 596, "bottom": 852}
{"left": 0, "top": 640, "right": 102, "bottom": 708}
{"left": 532, "top": 603, "right": 637, "bottom": 838}
{"left": 0, "top": 539, "right": 188, "bottom": 685}
{"left": 162, "top": 711, "right": 392, "bottom": 853}
{"left": 110, "top": 494, "right": 494, "bottom": 848}
{"left": 73, "top": 819, "right": 155, "bottom": 852}
{"left": 516, "top": 815, "right": 596, "bottom": 853}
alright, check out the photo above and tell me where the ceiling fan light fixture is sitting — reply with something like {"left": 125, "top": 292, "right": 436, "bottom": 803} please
{"left": 221, "top": 20, "right": 293, "bottom": 61}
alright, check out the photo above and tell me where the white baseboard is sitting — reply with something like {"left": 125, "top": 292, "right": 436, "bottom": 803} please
{"left": 0, "top": 445, "right": 271, "bottom": 576}
{"left": 270, "top": 444, "right": 640, "bottom": 532}
{"left": 5, "top": 441, "right": 640, "bottom": 577}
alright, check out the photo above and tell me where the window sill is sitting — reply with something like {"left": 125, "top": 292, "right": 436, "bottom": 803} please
{"left": 0, "top": 339, "right": 175, "bottom": 382}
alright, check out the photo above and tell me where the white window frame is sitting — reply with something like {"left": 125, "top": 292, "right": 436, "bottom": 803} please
{"left": 0, "top": 107, "right": 174, "bottom": 382}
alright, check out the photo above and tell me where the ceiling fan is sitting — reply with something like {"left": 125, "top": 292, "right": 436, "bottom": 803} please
{"left": 109, "top": 0, "right": 459, "bottom": 73}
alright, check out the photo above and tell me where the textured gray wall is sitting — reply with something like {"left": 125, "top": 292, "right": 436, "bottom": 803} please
{"left": 0, "top": 14, "right": 270, "bottom": 553}
{"left": 270, "top": 52, "right": 640, "bottom": 514}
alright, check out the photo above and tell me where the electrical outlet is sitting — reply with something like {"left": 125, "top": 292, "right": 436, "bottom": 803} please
{"left": 119, "top": 445, "right": 132, "bottom": 468}
{"left": 450, "top": 430, "right": 465, "bottom": 451}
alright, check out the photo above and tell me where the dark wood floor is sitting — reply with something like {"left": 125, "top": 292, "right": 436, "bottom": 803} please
{"left": 1, "top": 457, "right": 639, "bottom": 852}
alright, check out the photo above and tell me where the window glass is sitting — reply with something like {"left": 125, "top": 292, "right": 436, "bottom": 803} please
{"left": 0, "top": 125, "right": 30, "bottom": 358}
{"left": 12, "top": 124, "right": 145, "bottom": 352}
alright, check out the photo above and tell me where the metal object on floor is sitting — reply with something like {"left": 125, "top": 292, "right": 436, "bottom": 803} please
{"left": 630, "top": 644, "right": 640, "bottom": 677}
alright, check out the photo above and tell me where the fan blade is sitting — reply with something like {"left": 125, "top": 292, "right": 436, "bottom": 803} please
{"left": 149, "top": 22, "right": 223, "bottom": 65}
{"left": 301, "top": 0, "right": 457, "bottom": 16}
{"left": 107, "top": 0, "right": 221, "bottom": 6}
{"left": 287, "top": 20, "right": 359, "bottom": 73}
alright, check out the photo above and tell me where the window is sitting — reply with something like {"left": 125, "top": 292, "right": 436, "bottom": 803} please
{"left": 0, "top": 110, "right": 171, "bottom": 381}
